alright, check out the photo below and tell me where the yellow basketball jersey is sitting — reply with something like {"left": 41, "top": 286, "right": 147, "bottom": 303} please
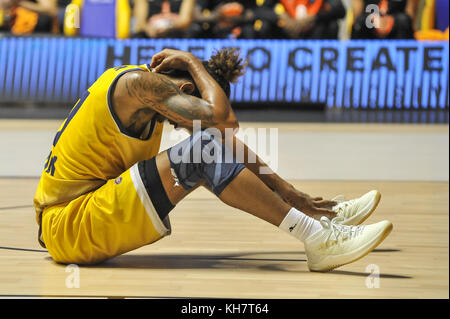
{"left": 34, "top": 64, "right": 164, "bottom": 229}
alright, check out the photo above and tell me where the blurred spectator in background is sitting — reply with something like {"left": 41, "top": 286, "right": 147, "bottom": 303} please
{"left": 409, "top": 0, "right": 449, "bottom": 40}
{"left": 238, "top": 0, "right": 285, "bottom": 39}
{"left": 188, "top": 1, "right": 254, "bottom": 38}
{"left": 351, "top": 0, "right": 414, "bottom": 39}
{"left": 3, "top": 0, "right": 57, "bottom": 34}
{"left": 1, "top": 0, "right": 446, "bottom": 39}
{"left": 184, "top": 0, "right": 213, "bottom": 38}
{"left": 189, "top": 0, "right": 346, "bottom": 39}
{"left": 0, "top": 0, "right": 71, "bottom": 34}
{"left": 132, "top": 0, "right": 195, "bottom": 38}
{"left": 276, "top": 0, "right": 346, "bottom": 39}
{"left": 63, "top": 0, "right": 132, "bottom": 39}
{"left": 0, "top": 0, "right": 13, "bottom": 31}
{"left": 55, "top": 0, "right": 71, "bottom": 32}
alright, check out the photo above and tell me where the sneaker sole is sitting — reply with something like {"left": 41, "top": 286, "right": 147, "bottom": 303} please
{"left": 344, "top": 191, "right": 382, "bottom": 226}
{"left": 308, "top": 221, "right": 393, "bottom": 272}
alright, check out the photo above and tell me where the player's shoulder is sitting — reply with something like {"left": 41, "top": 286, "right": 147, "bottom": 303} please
{"left": 91, "top": 64, "right": 149, "bottom": 98}
{"left": 87, "top": 64, "right": 148, "bottom": 94}
{"left": 109, "top": 65, "right": 158, "bottom": 114}
{"left": 112, "top": 66, "right": 150, "bottom": 94}
{"left": 111, "top": 64, "right": 168, "bottom": 99}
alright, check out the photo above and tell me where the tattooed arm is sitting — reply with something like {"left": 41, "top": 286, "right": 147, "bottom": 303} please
{"left": 149, "top": 49, "right": 239, "bottom": 132}
{"left": 112, "top": 57, "right": 238, "bottom": 135}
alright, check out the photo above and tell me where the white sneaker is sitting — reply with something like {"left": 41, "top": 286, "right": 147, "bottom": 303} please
{"left": 330, "top": 190, "right": 381, "bottom": 225}
{"left": 304, "top": 216, "right": 393, "bottom": 272}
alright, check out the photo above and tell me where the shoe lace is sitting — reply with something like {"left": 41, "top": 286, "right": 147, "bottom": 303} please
{"left": 332, "top": 196, "right": 357, "bottom": 218}
{"left": 320, "top": 216, "right": 364, "bottom": 246}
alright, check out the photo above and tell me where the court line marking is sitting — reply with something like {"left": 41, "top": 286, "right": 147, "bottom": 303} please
{"left": 0, "top": 176, "right": 40, "bottom": 179}
{"left": 0, "top": 294, "right": 219, "bottom": 299}
{"left": 1, "top": 176, "right": 448, "bottom": 183}
{"left": 0, "top": 246, "right": 47, "bottom": 253}
{"left": 0, "top": 246, "right": 304, "bottom": 261}
{"left": 0, "top": 205, "right": 34, "bottom": 211}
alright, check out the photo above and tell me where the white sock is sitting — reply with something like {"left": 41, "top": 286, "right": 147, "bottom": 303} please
{"left": 279, "top": 208, "right": 322, "bottom": 242}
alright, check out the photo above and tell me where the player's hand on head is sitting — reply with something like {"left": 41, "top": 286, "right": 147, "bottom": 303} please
{"left": 150, "top": 49, "right": 196, "bottom": 73}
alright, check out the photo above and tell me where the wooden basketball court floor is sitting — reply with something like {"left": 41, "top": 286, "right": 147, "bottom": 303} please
{"left": 0, "top": 120, "right": 448, "bottom": 298}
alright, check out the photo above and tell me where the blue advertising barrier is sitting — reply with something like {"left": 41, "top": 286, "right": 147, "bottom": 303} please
{"left": 0, "top": 37, "right": 448, "bottom": 109}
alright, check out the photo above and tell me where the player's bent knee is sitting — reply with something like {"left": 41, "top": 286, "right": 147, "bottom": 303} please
{"left": 167, "top": 130, "right": 246, "bottom": 196}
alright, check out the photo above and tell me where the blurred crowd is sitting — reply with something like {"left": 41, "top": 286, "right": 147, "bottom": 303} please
{"left": 0, "top": 0, "right": 448, "bottom": 40}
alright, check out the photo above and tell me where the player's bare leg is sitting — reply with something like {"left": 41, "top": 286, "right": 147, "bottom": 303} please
{"left": 145, "top": 130, "right": 392, "bottom": 272}
{"left": 156, "top": 151, "right": 290, "bottom": 227}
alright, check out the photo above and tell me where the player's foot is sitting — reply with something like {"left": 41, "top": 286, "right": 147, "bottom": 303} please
{"left": 329, "top": 190, "right": 381, "bottom": 225}
{"left": 304, "top": 216, "right": 392, "bottom": 272}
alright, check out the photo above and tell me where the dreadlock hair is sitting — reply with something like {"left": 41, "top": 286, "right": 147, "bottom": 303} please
{"left": 202, "top": 48, "right": 246, "bottom": 98}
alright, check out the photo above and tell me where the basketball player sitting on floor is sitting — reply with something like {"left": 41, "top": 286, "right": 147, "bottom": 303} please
{"left": 34, "top": 48, "right": 392, "bottom": 272}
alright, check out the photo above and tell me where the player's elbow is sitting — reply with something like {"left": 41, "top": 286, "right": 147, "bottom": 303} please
{"left": 216, "top": 116, "right": 239, "bottom": 136}
{"left": 227, "top": 110, "right": 240, "bottom": 131}
{"left": 228, "top": 118, "right": 239, "bottom": 131}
